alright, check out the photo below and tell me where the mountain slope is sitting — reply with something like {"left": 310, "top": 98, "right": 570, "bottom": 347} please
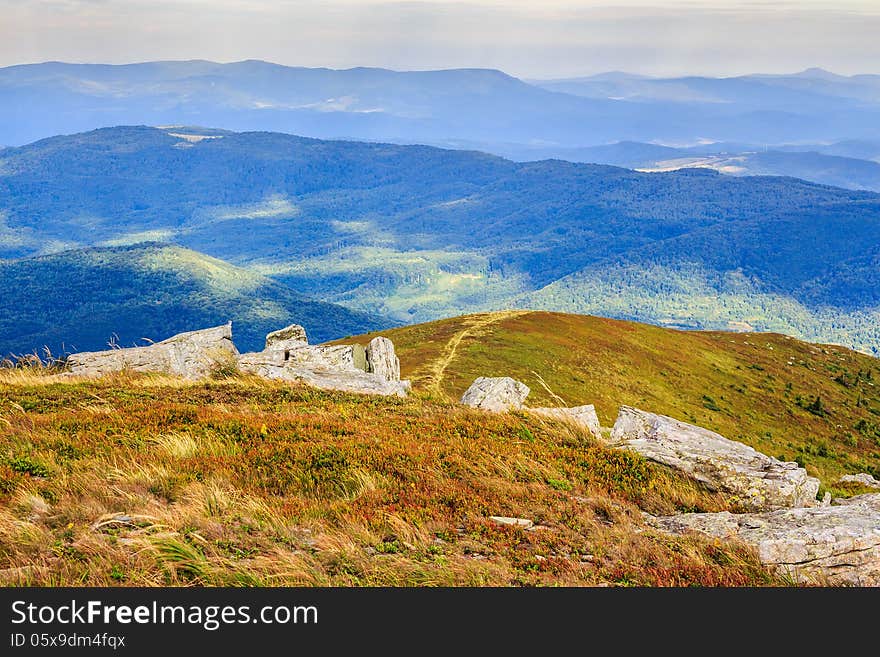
{"left": 482, "top": 141, "right": 880, "bottom": 192}
{"left": 1, "top": 125, "right": 879, "bottom": 352}
{"left": 533, "top": 69, "right": 880, "bottom": 109}
{"left": 0, "top": 370, "right": 779, "bottom": 587}
{"left": 0, "top": 60, "right": 641, "bottom": 148}
{"left": 521, "top": 200, "right": 880, "bottom": 354}
{"left": 324, "top": 135, "right": 880, "bottom": 195}
{"left": 0, "top": 243, "right": 390, "bottom": 357}
{"left": 344, "top": 311, "right": 880, "bottom": 485}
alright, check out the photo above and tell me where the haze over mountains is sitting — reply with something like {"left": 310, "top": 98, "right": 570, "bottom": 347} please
{"left": 1, "top": 125, "right": 878, "bottom": 357}
{"left": 2, "top": 60, "right": 880, "bottom": 190}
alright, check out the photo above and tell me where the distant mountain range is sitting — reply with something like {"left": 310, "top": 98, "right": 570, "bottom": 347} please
{"left": 3, "top": 61, "right": 880, "bottom": 182}
{"left": 0, "top": 243, "right": 390, "bottom": 357}
{"left": 464, "top": 140, "right": 880, "bottom": 192}
{"left": 1, "top": 126, "right": 878, "bottom": 355}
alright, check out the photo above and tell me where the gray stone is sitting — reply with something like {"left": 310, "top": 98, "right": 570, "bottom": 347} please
{"left": 461, "top": 376, "right": 530, "bottom": 412}
{"left": 67, "top": 323, "right": 237, "bottom": 380}
{"left": 528, "top": 405, "right": 602, "bottom": 439}
{"left": 648, "top": 494, "right": 880, "bottom": 586}
{"left": 366, "top": 336, "right": 401, "bottom": 382}
{"left": 839, "top": 473, "right": 880, "bottom": 489}
{"left": 66, "top": 321, "right": 411, "bottom": 397}
{"left": 288, "top": 344, "right": 368, "bottom": 372}
{"left": 250, "top": 363, "right": 411, "bottom": 398}
{"left": 610, "top": 406, "right": 820, "bottom": 510}
{"left": 265, "top": 324, "right": 309, "bottom": 350}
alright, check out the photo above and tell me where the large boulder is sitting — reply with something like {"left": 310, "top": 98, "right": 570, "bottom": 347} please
{"left": 648, "top": 494, "right": 880, "bottom": 586}
{"left": 610, "top": 406, "right": 820, "bottom": 510}
{"left": 366, "top": 336, "right": 400, "bottom": 382}
{"left": 66, "top": 323, "right": 237, "bottom": 380}
{"left": 461, "top": 377, "right": 530, "bottom": 412}
{"left": 265, "top": 324, "right": 309, "bottom": 351}
{"left": 528, "top": 405, "right": 602, "bottom": 440}
{"left": 238, "top": 342, "right": 367, "bottom": 371}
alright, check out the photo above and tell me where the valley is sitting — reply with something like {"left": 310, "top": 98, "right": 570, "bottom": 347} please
{"left": 1, "top": 126, "right": 878, "bottom": 358}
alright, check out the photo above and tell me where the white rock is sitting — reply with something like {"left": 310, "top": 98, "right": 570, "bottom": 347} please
{"left": 610, "top": 406, "right": 820, "bottom": 510}
{"left": 528, "top": 405, "right": 602, "bottom": 439}
{"left": 461, "top": 376, "right": 530, "bottom": 412}
{"left": 252, "top": 363, "right": 411, "bottom": 398}
{"left": 67, "top": 323, "right": 237, "bottom": 380}
{"left": 238, "top": 328, "right": 410, "bottom": 397}
{"left": 66, "top": 321, "right": 411, "bottom": 397}
{"left": 366, "top": 336, "right": 401, "bottom": 382}
{"left": 489, "top": 516, "right": 534, "bottom": 529}
{"left": 648, "top": 494, "right": 880, "bottom": 586}
{"left": 264, "top": 324, "right": 309, "bottom": 350}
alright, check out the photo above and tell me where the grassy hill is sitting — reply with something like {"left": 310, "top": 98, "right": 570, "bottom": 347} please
{"left": 0, "top": 243, "right": 390, "bottom": 357}
{"left": 343, "top": 311, "right": 880, "bottom": 487}
{"left": 0, "top": 371, "right": 779, "bottom": 587}
{"left": 3, "top": 310, "right": 879, "bottom": 587}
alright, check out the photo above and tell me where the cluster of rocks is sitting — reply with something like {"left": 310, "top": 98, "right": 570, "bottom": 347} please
{"left": 67, "top": 322, "right": 410, "bottom": 397}
{"left": 460, "top": 375, "right": 880, "bottom": 586}
{"left": 236, "top": 324, "right": 410, "bottom": 397}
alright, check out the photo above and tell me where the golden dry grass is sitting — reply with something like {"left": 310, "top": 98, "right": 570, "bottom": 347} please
{"left": 0, "top": 372, "right": 781, "bottom": 587}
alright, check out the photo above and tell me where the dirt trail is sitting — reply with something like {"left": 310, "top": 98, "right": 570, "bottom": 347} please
{"left": 422, "top": 310, "right": 531, "bottom": 397}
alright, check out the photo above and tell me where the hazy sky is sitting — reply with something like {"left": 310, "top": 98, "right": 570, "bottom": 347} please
{"left": 2, "top": 0, "right": 879, "bottom": 78}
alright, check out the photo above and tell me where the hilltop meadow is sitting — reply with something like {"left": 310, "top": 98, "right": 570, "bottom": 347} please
{"left": 2, "top": 311, "right": 879, "bottom": 587}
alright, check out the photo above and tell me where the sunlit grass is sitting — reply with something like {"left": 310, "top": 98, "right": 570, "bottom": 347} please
{"left": 0, "top": 373, "right": 781, "bottom": 587}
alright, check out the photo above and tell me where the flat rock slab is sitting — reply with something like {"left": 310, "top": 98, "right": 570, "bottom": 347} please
{"left": 249, "top": 364, "right": 411, "bottom": 398}
{"left": 489, "top": 516, "right": 534, "bottom": 529}
{"left": 528, "top": 405, "right": 602, "bottom": 439}
{"left": 610, "top": 406, "right": 819, "bottom": 510}
{"left": 461, "top": 376, "right": 530, "bottom": 412}
{"left": 648, "top": 494, "right": 880, "bottom": 586}
{"left": 66, "top": 323, "right": 237, "bottom": 380}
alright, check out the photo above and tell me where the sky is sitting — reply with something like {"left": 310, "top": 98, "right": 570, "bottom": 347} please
{"left": 2, "top": 0, "right": 879, "bottom": 78}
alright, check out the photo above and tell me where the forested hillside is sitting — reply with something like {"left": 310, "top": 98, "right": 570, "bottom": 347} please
{"left": 0, "top": 244, "right": 389, "bottom": 357}
{"left": 1, "top": 126, "right": 878, "bottom": 353}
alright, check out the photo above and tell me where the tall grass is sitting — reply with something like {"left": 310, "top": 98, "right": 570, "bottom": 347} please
{"left": 0, "top": 373, "right": 781, "bottom": 586}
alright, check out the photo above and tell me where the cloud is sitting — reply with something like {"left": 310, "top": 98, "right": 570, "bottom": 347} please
{"left": 1, "top": 1, "right": 878, "bottom": 77}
